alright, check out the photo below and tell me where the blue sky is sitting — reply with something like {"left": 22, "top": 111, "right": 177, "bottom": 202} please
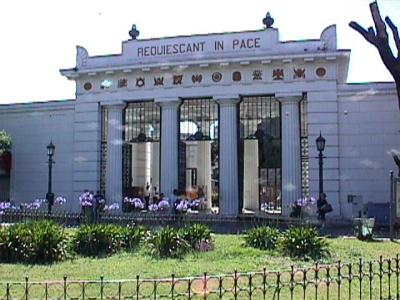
{"left": 0, "top": 0, "right": 399, "bottom": 103}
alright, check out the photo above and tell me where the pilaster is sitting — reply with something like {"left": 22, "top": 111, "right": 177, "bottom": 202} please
{"left": 217, "top": 96, "right": 241, "bottom": 216}
{"left": 158, "top": 98, "right": 181, "bottom": 198}
{"left": 105, "top": 104, "right": 125, "bottom": 204}
{"left": 276, "top": 92, "right": 303, "bottom": 216}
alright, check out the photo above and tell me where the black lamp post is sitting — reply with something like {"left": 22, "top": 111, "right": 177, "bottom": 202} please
{"left": 46, "top": 141, "right": 55, "bottom": 214}
{"left": 316, "top": 132, "right": 326, "bottom": 198}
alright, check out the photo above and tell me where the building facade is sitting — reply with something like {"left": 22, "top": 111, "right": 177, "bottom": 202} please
{"left": 1, "top": 18, "right": 399, "bottom": 219}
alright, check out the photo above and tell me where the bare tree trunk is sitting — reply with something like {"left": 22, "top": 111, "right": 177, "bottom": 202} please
{"left": 349, "top": 1, "right": 400, "bottom": 109}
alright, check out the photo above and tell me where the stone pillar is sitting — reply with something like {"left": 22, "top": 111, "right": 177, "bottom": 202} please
{"left": 243, "top": 139, "right": 259, "bottom": 211}
{"left": 158, "top": 99, "right": 181, "bottom": 198}
{"left": 217, "top": 96, "right": 240, "bottom": 216}
{"left": 276, "top": 92, "right": 303, "bottom": 215}
{"left": 105, "top": 104, "right": 124, "bottom": 204}
{"left": 197, "top": 141, "right": 212, "bottom": 208}
{"left": 150, "top": 142, "right": 160, "bottom": 190}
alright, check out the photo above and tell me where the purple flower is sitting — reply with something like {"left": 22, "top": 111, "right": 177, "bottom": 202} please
{"left": 0, "top": 201, "right": 13, "bottom": 214}
{"left": 79, "top": 191, "right": 94, "bottom": 207}
{"left": 260, "top": 202, "right": 270, "bottom": 212}
{"left": 158, "top": 200, "right": 170, "bottom": 211}
{"left": 55, "top": 196, "right": 67, "bottom": 205}
{"left": 104, "top": 203, "right": 119, "bottom": 211}
{"left": 176, "top": 200, "right": 189, "bottom": 212}
{"left": 124, "top": 197, "right": 144, "bottom": 209}
{"left": 148, "top": 204, "right": 158, "bottom": 211}
{"left": 23, "top": 199, "right": 43, "bottom": 211}
{"left": 295, "top": 196, "right": 317, "bottom": 207}
{"left": 0, "top": 202, "right": 11, "bottom": 210}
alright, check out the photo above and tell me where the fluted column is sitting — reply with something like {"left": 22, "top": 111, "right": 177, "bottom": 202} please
{"left": 105, "top": 104, "right": 124, "bottom": 204}
{"left": 276, "top": 92, "right": 302, "bottom": 216}
{"left": 158, "top": 99, "right": 181, "bottom": 198}
{"left": 217, "top": 96, "right": 240, "bottom": 216}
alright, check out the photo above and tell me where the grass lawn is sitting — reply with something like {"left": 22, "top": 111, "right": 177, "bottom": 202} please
{"left": 1, "top": 234, "right": 400, "bottom": 282}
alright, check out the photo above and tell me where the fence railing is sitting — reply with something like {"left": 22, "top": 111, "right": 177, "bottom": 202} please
{"left": 1, "top": 256, "right": 399, "bottom": 299}
{"left": 0, "top": 210, "right": 325, "bottom": 228}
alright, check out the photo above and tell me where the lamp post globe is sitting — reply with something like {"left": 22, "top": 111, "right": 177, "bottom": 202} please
{"left": 47, "top": 141, "right": 55, "bottom": 157}
{"left": 46, "top": 140, "right": 55, "bottom": 214}
{"left": 316, "top": 132, "right": 326, "bottom": 152}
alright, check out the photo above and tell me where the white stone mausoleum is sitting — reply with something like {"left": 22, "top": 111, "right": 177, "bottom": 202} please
{"left": 0, "top": 16, "right": 399, "bottom": 220}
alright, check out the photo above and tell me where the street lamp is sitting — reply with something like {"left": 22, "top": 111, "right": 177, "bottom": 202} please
{"left": 46, "top": 140, "right": 55, "bottom": 214}
{"left": 316, "top": 132, "right": 326, "bottom": 198}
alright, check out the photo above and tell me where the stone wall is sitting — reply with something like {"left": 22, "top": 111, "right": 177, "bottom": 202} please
{"left": 338, "top": 83, "right": 400, "bottom": 219}
{"left": 0, "top": 100, "right": 75, "bottom": 211}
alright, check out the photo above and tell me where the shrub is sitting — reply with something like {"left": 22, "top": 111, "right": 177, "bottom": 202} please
{"left": 0, "top": 220, "right": 68, "bottom": 263}
{"left": 179, "top": 224, "right": 213, "bottom": 250}
{"left": 145, "top": 226, "right": 190, "bottom": 258}
{"left": 280, "top": 227, "right": 329, "bottom": 260}
{"left": 71, "top": 224, "right": 124, "bottom": 257}
{"left": 119, "top": 225, "right": 147, "bottom": 251}
{"left": 243, "top": 226, "right": 279, "bottom": 250}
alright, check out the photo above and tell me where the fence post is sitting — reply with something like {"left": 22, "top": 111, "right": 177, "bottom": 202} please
{"left": 314, "top": 262, "right": 319, "bottom": 300}
{"left": 100, "top": 276, "right": 104, "bottom": 300}
{"left": 25, "top": 277, "right": 28, "bottom": 300}
{"left": 358, "top": 258, "right": 363, "bottom": 300}
{"left": 368, "top": 260, "right": 373, "bottom": 300}
{"left": 388, "top": 259, "right": 392, "bottom": 300}
{"left": 290, "top": 266, "right": 294, "bottom": 300}
{"left": 302, "top": 269, "right": 306, "bottom": 300}
{"left": 262, "top": 267, "right": 267, "bottom": 299}
{"left": 276, "top": 272, "right": 281, "bottom": 300}
{"left": 379, "top": 256, "right": 383, "bottom": 299}
{"left": 204, "top": 272, "right": 208, "bottom": 300}
{"left": 234, "top": 270, "right": 238, "bottom": 300}
{"left": 6, "top": 282, "right": 10, "bottom": 300}
{"left": 396, "top": 254, "right": 399, "bottom": 300}
{"left": 171, "top": 273, "right": 175, "bottom": 300}
{"left": 348, "top": 263, "right": 352, "bottom": 299}
{"left": 63, "top": 276, "right": 67, "bottom": 300}
{"left": 326, "top": 264, "right": 331, "bottom": 300}
{"left": 248, "top": 273, "right": 253, "bottom": 300}
{"left": 136, "top": 275, "right": 140, "bottom": 300}
{"left": 118, "top": 281, "right": 122, "bottom": 300}
{"left": 337, "top": 260, "right": 341, "bottom": 299}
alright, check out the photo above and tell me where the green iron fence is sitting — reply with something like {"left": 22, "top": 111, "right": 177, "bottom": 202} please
{"left": 1, "top": 256, "right": 399, "bottom": 299}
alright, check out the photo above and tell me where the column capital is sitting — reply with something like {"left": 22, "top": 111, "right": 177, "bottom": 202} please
{"left": 216, "top": 95, "right": 241, "bottom": 106}
{"left": 156, "top": 98, "right": 181, "bottom": 109}
{"left": 275, "top": 92, "right": 303, "bottom": 104}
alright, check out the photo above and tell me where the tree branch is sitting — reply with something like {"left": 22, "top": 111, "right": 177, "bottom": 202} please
{"left": 370, "top": 1, "right": 388, "bottom": 40}
{"left": 386, "top": 16, "right": 400, "bottom": 58}
{"left": 349, "top": 21, "right": 377, "bottom": 45}
{"left": 349, "top": 1, "right": 400, "bottom": 110}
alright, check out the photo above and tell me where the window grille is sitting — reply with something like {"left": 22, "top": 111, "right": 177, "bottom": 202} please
{"left": 179, "top": 98, "right": 218, "bottom": 141}
{"left": 100, "top": 107, "right": 108, "bottom": 196}
{"left": 239, "top": 95, "right": 281, "bottom": 212}
{"left": 124, "top": 101, "right": 161, "bottom": 142}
